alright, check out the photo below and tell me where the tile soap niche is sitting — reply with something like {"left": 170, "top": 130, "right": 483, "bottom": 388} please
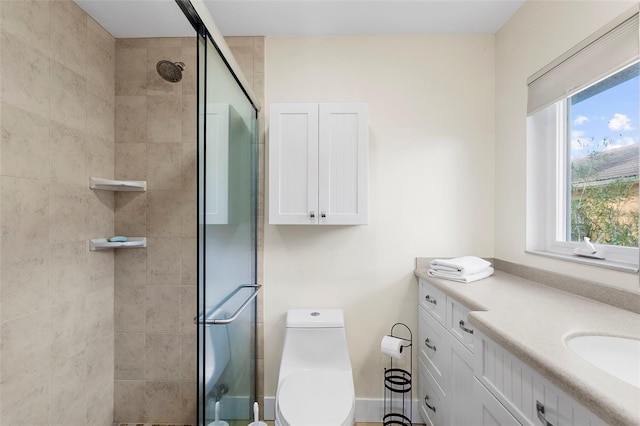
{"left": 89, "top": 177, "right": 147, "bottom": 251}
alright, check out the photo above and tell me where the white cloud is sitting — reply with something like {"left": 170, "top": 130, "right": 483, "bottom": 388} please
{"left": 608, "top": 113, "right": 633, "bottom": 131}
{"left": 603, "top": 137, "right": 637, "bottom": 151}
{"left": 571, "top": 130, "right": 585, "bottom": 138}
{"left": 573, "top": 115, "right": 589, "bottom": 125}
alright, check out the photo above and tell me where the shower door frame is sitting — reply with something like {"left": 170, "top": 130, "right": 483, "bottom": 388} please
{"left": 175, "top": 1, "right": 261, "bottom": 425}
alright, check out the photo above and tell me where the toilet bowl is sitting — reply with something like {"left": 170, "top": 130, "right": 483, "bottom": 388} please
{"left": 275, "top": 309, "right": 355, "bottom": 426}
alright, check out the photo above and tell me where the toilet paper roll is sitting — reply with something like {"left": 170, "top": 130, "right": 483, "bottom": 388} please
{"left": 381, "top": 335, "right": 405, "bottom": 359}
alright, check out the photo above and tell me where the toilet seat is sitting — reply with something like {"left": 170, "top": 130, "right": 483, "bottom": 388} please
{"left": 277, "top": 370, "right": 355, "bottom": 426}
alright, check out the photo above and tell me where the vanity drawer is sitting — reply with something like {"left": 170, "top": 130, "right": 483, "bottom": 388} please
{"left": 419, "top": 358, "right": 447, "bottom": 426}
{"left": 448, "top": 298, "right": 476, "bottom": 353}
{"left": 418, "top": 306, "right": 449, "bottom": 390}
{"left": 419, "top": 279, "right": 447, "bottom": 324}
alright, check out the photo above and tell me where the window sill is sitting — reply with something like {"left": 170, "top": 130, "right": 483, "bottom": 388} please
{"left": 526, "top": 250, "right": 639, "bottom": 274}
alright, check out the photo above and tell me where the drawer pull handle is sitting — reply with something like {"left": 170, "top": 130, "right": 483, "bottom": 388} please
{"left": 459, "top": 320, "right": 474, "bottom": 334}
{"left": 425, "top": 295, "right": 437, "bottom": 305}
{"left": 424, "top": 338, "right": 436, "bottom": 352}
{"left": 536, "top": 401, "right": 553, "bottom": 426}
{"left": 424, "top": 395, "right": 436, "bottom": 413}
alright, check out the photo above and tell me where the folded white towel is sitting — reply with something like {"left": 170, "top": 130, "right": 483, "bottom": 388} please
{"left": 429, "top": 256, "right": 491, "bottom": 276}
{"left": 427, "top": 267, "right": 494, "bottom": 283}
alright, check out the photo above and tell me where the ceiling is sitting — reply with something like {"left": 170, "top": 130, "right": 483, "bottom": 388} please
{"left": 74, "top": 0, "right": 525, "bottom": 39}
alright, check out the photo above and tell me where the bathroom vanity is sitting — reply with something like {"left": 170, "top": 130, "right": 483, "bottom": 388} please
{"left": 414, "top": 260, "right": 640, "bottom": 426}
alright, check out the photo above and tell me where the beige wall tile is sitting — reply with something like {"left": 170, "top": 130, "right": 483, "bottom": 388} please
{"left": 87, "top": 333, "right": 115, "bottom": 392}
{"left": 0, "top": 243, "right": 50, "bottom": 322}
{"left": 181, "top": 237, "right": 197, "bottom": 286}
{"left": 115, "top": 96, "right": 147, "bottom": 143}
{"left": 0, "top": 0, "right": 51, "bottom": 51}
{"left": 145, "top": 381, "right": 181, "bottom": 423}
{"left": 49, "top": 241, "right": 89, "bottom": 306}
{"left": 116, "top": 47, "right": 147, "bottom": 86}
{"left": 86, "top": 249, "right": 115, "bottom": 292}
{"left": 50, "top": 350, "right": 87, "bottom": 425}
{"left": 181, "top": 140, "right": 197, "bottom": 193}
{"left": 86, "top": 381, "right": 115, "bottom": 426}
{"left": 146, "top": 285, "right": 181, "bottom": 333}
{"left": 86, "top": 189, "right": 115, "bottom": 241}
{"left": 87, "top": 135, "right": 115, "bottom": 180}
{"left": 115, "top": 284, "right": 146, "bottom": 333}
{"left": 88, "top": 83, "right": 116, "bottom": 141}
{"left": 146, "top": 190, "right": 183, "bottom": 237}
{"left": 116, "top": 38, "right": 147, "bottom": 49}
{"left": 147, "top": 95, "right": 182, "bottom": 143}
{"left": 51, "top": 121, "right": 87, "bottom": 185}
{"left": 147, "top": 237, "right": 181, "bottom": 286}
{"left": 49, "top": 183, "right": 87, "bottom": 242}
{"left": 181, "top": 44, "right": 197, "bottom": 96}
{"left": 147, "top": 37, "right": 182, "bottom": 48}
{"left": 114, "top": 380, "right": 147, "bottom": 423}
{"left": 87, "top": 16, "right": 115, "bottom": 93}
{"left": 51, "top": 0, "right": 87, "bottom": 77}
{"left": 181, "top": 197, "right": 196, "bottom": 238}
{"left": 115, "top": 143, "right": 147, "bottom": 181}
{"left": 0, "top": 32, "right": 50, "bottom": 118}
{"left": 146, "top": 333, "right": 181, "bottom": 381}
{"left": 229, "top": 45, "right": 254, "bottom": 85}
{"left": 115, "top": 332, "right": 146, "bottom": 380}
{"left": 180, "top": 286, "right": 196, "bottom": 334}
{"left": 114, "top": 192, "right": 146, "bottom": 236}
{"left": 0, "top": 311, "right": 51, "bottom": 425}
{"left": 180, "top": 334, "right": 196, "bottom": 381}
{"left": 85, "top": 286, "right": 114, "bottom": 343}
{"left": 1, "top": 176, "right": 49, "bottom": 248}
{"left": 147, "top": 143, "right": 182, "bottom": 190}
{"left": 1, "top": 103, "right": 50, "bottom": 180}
{"left": 50, "top": 61, "right": 87, "bottom": 131}
{"left": 115, "top": 247, "right": 147, "bottom": 286}
{"left": 182, "top": 95, "right": 197, "bottom": 144}
{"left": 179, "top": 381, "right": 197, "bottom": 424}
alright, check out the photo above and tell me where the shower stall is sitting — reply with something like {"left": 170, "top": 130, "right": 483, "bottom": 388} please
{"left": 179, "top": 2, "right": 261, "bottom": 425}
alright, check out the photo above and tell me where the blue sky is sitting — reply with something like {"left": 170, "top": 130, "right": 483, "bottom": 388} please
{"left": 570, "top": 73, "right": 639, "bottom": 159}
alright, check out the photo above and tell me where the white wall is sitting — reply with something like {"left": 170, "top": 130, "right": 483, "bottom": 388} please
{"left": 264, "top": 35, "right": 495, "bottom": 398}
{"left": 495, "top": 0, "right": 640, "bottom": 292}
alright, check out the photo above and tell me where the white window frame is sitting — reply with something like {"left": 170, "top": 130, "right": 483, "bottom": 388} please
{"left": 525, "top": 6, "right": 640, "bottom": 273}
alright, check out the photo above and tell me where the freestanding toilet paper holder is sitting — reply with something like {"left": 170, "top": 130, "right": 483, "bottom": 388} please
{"left": 383, "top": 322, "right": 412, "bottom": 426}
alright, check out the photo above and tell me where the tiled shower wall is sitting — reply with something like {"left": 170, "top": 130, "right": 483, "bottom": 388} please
{"left": 0, "top": 1, "right": 116, "bottom": 425}
{"left": 112, "top": 35, "right": 265, "bottom": 424}
{"left": 112, "top": 37, "right": 198, "bottom": 424}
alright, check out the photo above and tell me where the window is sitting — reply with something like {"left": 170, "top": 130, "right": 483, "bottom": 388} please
{"left": 526, "top": 9, "right": 640, "bottom": 271}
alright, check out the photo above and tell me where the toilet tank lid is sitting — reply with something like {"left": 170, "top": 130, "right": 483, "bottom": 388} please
{"left": 286, "top": 309, "right": 344, "bottom": 328}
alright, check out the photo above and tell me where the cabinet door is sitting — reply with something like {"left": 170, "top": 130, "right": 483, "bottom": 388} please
{"left": 419, "top": 360, "right": 447, "bottom": 426}
{"left": 318, "top": 103, "right": 368, "bottom": 225}
{"left": 449, "top": 335, "right": 475, "bottom": 426}
{"left": 269, "top": 103, "right": 319, "bottom": 224}
{"left": 205, "top": 103, "right": 229, "bottom": 224}
{"left": 473, "top": 378, "right": 522, "bottom": 426}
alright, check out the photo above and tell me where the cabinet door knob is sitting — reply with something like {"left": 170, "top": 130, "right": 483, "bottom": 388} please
{"left": 459, "top": 320, "right": 474, "bottom": 334}
{"left": 425, "top": 295, "right": 437, "bottom": 305}
{"left": 424, "top": 338, "right": 436, "bottom": 352}
{"left": 321, "top": 211, "right": 326, "bottom": 218}
{"left": 424, "top": 395, "right": 436, "bottom": 412}
{"left": 536, "top": 401, "right": 553, "bottom": 426}
{"left": 310, "top": 211, "right": 315, "bottom": 218}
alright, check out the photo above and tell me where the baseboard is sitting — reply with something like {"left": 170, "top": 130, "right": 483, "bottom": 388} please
{"left": 263, "top": 396, "right": 421, "bottom": 423}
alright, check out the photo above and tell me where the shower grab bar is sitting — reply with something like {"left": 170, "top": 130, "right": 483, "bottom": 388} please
{"left": 193, "top": 284, "right": 261, "bottom": 325}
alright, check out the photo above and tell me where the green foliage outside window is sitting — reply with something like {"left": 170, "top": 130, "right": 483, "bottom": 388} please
{"left": 570, "top": 138, "right": 639, "bottom": 247}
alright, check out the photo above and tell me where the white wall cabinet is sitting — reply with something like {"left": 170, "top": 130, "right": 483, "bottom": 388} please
{"left": 417, "top": 278, "right": 607, "bottom": 426}
{"left": 269, "top": 103, "right": 368, "bottom": 225}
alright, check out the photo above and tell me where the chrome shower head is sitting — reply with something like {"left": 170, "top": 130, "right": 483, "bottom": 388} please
{"left": 156, "top": 60, "right": 185, "bottom": 83}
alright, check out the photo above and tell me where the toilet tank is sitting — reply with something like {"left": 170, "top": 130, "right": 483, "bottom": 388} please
{"left": 279, "top": 309, "right": 352, "bottom": 378}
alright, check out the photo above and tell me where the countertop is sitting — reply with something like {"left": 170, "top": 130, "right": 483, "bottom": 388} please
{"left": 414, "top": 265, "right": 640, "bottom": 426}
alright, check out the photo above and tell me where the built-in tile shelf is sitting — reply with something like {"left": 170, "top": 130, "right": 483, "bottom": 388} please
{"left": 89, "top": 177, "right": 147, "bottom": 192}
{"left": 89, "top": 237, "right": 147, "bottom": 251}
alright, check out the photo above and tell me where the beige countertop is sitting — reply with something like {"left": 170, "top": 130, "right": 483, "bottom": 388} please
{"left": 414, "top": 265, "right": 640, "bottom": 426}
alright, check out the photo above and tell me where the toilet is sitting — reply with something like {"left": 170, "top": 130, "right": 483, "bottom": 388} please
{"left": 275, "top": 309, "right": 355, "bottom": 426}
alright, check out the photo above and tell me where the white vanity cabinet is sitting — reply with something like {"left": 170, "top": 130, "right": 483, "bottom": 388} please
{"left": 268, "top": 103, "right": 368, "bottom": 225}
{"left": 418, "top": 279, "right": 475, "bottom": 425}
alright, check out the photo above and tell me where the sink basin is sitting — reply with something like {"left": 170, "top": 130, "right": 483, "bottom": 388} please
{"left": 566, "top": 335, "right": 640, "bottom": 388}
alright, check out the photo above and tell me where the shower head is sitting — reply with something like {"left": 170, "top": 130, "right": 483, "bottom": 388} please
{"left": 156, "top": 60, "right": 185, "bottom": 83}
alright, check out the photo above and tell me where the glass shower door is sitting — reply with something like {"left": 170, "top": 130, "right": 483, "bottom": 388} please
{"left": 196, "top": 30, "right": 258, "bottom": 426}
